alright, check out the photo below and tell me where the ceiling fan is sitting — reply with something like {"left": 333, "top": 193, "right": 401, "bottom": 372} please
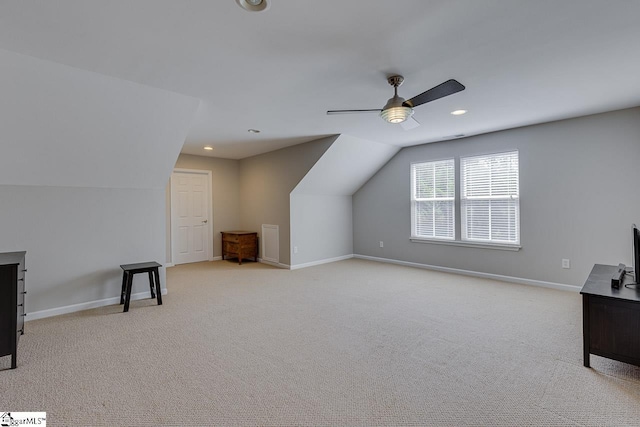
{"left": 327, "top": 75, "right": 465, "bottom": 129}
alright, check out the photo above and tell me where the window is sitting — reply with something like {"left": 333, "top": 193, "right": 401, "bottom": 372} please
{"left": 411, "top": 159, "right": 455, "bottom": 240}
{"left": 461, "top": 151, "right": 519, "bottom": 244}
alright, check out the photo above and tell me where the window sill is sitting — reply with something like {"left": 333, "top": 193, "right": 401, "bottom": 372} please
{"left": 410, "top": 238, "right": 521, "bottom": 251}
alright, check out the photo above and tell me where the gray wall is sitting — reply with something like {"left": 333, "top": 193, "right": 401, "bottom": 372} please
{"left": 290, "top": 194, "right": 353, "bottom": 266}
{"left": 238, "top": 137, "right": 335, "bottom": 266}
{"left": 0, "top": 185, "right": 167, "bottom": 314}
{"left": 353, "top": 107, "right": 640, "bottom": 286}
{"left": 166, "top": 154, "right": 241, "bottom": 262}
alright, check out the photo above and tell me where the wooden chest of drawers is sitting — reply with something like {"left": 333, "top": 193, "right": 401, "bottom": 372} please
{"left": 221, "top": 231, "right": 258, "bottom": 265}
{"left": 0, "top": 251, "right": 26, "bottom": 369}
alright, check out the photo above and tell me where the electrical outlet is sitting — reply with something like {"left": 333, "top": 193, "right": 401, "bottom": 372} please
{"left": 379, "top": 241, "right": 384, "bottom": 248}
{"left": 294, "top": 246, "right": 298, "bottom": 254}
{"left": 562, "top": 259, "right": 570, "bottom": 269}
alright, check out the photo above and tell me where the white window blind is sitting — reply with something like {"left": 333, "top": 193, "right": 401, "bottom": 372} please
{"left": 461, "top": 151, "right": 519, "bottom": 244}
{"left": 411, "top": 159, "right": 455, "bottom": 240}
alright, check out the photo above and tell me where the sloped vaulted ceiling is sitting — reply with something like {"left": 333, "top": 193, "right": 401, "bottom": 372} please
{"left": 292, "top": 135, "right": 400, "bottom": 196}
{"left": 0, "top": 48, "right": 200, "bottom": 190}
{"left": 1, "top": 1, "right": 639, "bottom": 160}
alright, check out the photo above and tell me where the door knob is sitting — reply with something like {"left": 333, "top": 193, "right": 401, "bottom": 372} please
{"left": 202, "top": 219, "right": 208, "bottom": 223}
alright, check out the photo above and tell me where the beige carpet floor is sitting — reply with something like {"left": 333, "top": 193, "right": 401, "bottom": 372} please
{"left": 2, "top": 259, "right": 640, "bottom": 426}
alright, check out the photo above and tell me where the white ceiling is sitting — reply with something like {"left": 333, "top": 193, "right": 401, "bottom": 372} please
{"left": 0, "top": 0, "right": 639, "bottom": 159}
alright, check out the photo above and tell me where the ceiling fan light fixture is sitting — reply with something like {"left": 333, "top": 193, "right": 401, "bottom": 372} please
{"left": 380, "top": 106, "right": 413, "bottom": 123}
{"left": 380, "top": 95, "right": 413, "bottom": 124}
{"left": 380, "top": 88, "right": 414, "bottom": 124}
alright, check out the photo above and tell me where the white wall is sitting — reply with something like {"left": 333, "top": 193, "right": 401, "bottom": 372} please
{"left": 0, "top": 48, "right": 198, "bottom": 189}
{"left": 0, "top": 185, "right": 167, "bottom": 315}
{"left": 0, "top": 48, "right": 199, "bottom": 318}
{"left": 289, "top": 134, "right": 398, "bottom": 268}
{"left": 353, "top": 107, "right": 640, "bottom": 287}
{"left": 290, "top": 194, "right": 353, "bottom": 267}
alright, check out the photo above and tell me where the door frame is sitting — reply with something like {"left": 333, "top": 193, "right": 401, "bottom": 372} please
{"left": 170, "top": 168, "right": 214, "bottom": 265}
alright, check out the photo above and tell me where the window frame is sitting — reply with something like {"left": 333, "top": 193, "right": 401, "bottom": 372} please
{"left": 460, "top": 150, "right": 520, "bottom": 246}
{"left": 409, "top": 150, "right": 521, "bottom": 251}
{"left": 410, "top": 158, "right": 456, "bottom": 241}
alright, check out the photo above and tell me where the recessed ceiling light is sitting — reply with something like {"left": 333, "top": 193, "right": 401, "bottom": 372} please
{"left": 236, "top": 0, "right": 270, "bottom": 12}
{"left": 248, "top": 129, "right": 261, "bottom": 134}
{"left": 203, "top": 146, "right": 214, "bottom": 151}
{"left": 451, "top": 109, "right": 467, "bottom": 116}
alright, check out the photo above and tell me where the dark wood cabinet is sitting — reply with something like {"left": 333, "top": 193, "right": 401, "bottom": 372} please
{"left": 221, "top": 231, "right": 258, "bottom": 265}
{"left": 0, "top": 251, "right": 26, "bottom": 370}
{"left": 581, "top": 264, "right": 640, "bottom": 368}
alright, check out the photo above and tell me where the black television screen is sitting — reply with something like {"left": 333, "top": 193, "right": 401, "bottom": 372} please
{"left": 634, "top": 224, "right": 640, "bottom": 284}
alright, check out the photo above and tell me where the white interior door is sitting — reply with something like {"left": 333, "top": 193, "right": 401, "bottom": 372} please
{"left": 171, "top": 170, "right": 211, "bottom": 264}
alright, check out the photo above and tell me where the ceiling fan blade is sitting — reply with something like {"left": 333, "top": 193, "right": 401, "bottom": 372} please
{"left": 326, "top": 109, "right": 381, "bottom": 115}
{"left": 400, "top": 116, "right": 420, "bottom": 130}
{"left": 403, "top": 79, "right": 465, "bottom": 108}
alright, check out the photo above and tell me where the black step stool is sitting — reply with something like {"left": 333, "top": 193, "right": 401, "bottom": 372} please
{"left": 120, "top": 261, "right": 163, "bottom": 312}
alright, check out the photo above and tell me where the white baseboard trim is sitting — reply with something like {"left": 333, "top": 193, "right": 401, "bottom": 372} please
{"left": 26, "top": 288, "right": 169, "bottom": 321}
{"left": 168, "top": 257, "right": 221, "bottom": 267}
{"left": 290, "top": 254, "right": 354, "bottom": 270}
{"left": 258, "top": 258, "right": 290, "bottom": 269}
{"left": 353, "top": 254, "right": 580, "bottom": 292}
